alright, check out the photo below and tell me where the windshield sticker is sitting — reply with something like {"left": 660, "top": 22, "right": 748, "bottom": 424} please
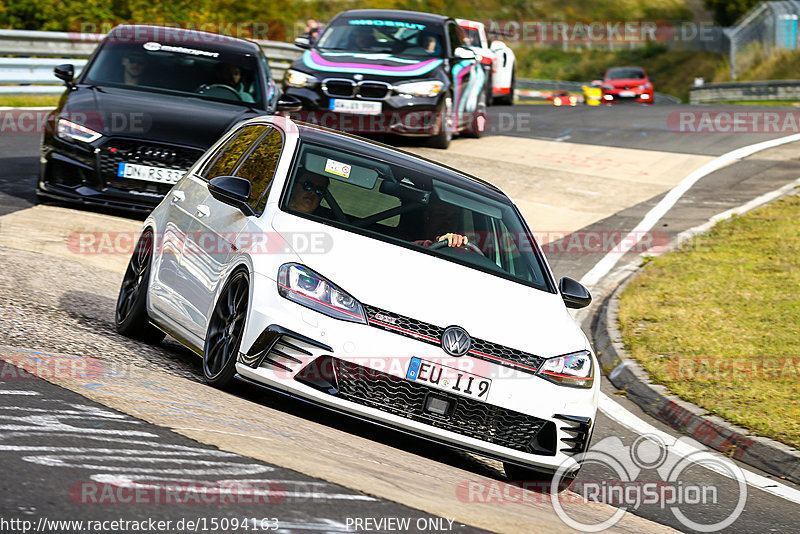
{"left": 325, "top": 159, "right": 352, "bottom": 179}
{"left": 141, "top": 42, "right": 219, "bottom": 58}
{"left": 348, "top": 19, "right": 426, "bottom": 31}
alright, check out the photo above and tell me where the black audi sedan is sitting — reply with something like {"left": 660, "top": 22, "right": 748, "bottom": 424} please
{"left": 38, "top": 25, "right": 293, "bottom": 213}
{"left": 283, "top": 9, "right": 488, "bottom": 149}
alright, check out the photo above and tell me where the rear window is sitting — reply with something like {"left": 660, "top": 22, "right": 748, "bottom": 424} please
{"left": 281, "top": 141, "right": 553, "bottom": 291}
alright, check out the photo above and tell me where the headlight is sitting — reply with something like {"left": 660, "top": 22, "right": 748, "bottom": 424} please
{"left": 638, "top": 83, "right": 652, "bottom": 90}
{"left": 57, "top": 118, "right": 102, "bottom": 143}
{"left": 394, "top": 80, "right": 444, "bottom": 98}
{"left": 601, "top": 84, "right": 614, "bottom": 91}
{"left": 537, "top": 350, "right": 594, "bottom": 388}
{"left": 277, "top": 263, "right": 366, "bottom": 324}
{"left": 285, "top": 69, "right": 318, "bottom": 88}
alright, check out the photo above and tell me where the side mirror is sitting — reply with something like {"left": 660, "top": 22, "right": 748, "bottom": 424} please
{"left": 276, "top": 94, "right": 303, "bottom": 112}
{"left": 559, "top": 277, "right": 592, "bottom": 309}
{"left": 452, "top": 47, "right": 476, "bottom": 59}
{"left": 54, "top": 64, "right": 75, "bottom": 85}
{"left": 294, "top": 36, "right": 311, "bottom": 49}
{"left": 208, "top": 175, "right": 254, "bottom": 216}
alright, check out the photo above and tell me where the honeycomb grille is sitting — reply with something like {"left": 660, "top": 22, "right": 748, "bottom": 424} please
{"left": 363, "top": 304, "right": 544, "bottom": 374}
{"left": 331, "top": 358, "right": 546, "bottom": 452}
{"left": 98, "top": 139, "right": 203, "bottom": 193}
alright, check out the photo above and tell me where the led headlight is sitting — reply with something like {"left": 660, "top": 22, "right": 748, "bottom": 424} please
{"left": 57, "top": 118, "right": 102, "bottom": 143}
{"left": 285, "top": 69, "right": 318, "bottom": 88}
{"left": 277, "top": 263, "right": 366, "bottom": 323}
{"left": 537, "top": 350, "right": 594, "bottom": 388}
{"left": 394, "top": 80, "right": 444, "bottom": 98}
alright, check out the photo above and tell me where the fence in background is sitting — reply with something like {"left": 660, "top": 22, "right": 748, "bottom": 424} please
{"left": 0, "top": 29, "right": 302, "bottom": 94}
{"left": 690, "top": 79, "right": 800, "bottom": 103}
{"left": 726, "top": 1, "right": 800, "bottom": 79}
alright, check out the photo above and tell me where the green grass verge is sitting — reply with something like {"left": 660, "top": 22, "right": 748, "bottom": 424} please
{"left": 0, "top": 95, "right": 60, "bottom": 107}
{"left": 618, "top": 192, "right": 800, "bottom": 449}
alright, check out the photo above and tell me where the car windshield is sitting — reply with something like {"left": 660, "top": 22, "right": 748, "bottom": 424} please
{"left": 315, "top": 17, "right": 445, "bottom": 58}
{"left": 81, "top": 41, "right": 263, "bottom": 106}
{"left": 607, "top": 68, "right": 645, "bottom": 80}
{"left": 282, "top": 141, "right": 552, "bottom": 291}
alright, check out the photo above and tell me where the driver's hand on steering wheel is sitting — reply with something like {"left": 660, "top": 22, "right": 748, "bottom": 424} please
{"left": 436, "top": 233, "right": 468, "bottom": 247}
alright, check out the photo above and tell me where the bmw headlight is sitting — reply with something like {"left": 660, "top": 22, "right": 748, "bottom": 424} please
{"left": 57, "top": 118, "right": 102, "bottom": 143}
{"left": 537, "top": 350, "right": 594, "bottom": 388}
{"left": 394, "top": 80, "right": 444, "bottom": 98}
{"left": 277, "top": 263, "right": 366, "bottom": 323}
{"left": 285, "top": 69, "right": 318, "bottom": 88}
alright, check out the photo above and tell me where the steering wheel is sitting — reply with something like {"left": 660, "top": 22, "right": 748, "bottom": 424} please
{"left": 428, "top": 238, "right": 484, "bottom": 255}
{"left": 194, "top": 84, "right": 242, "bottom": 100}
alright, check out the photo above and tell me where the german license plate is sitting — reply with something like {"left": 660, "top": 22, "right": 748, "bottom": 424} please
{"left": 117, "top": 163, "right": 184, "bottom": 184}
{"left": 619, "top": 91, "right": 636, "bottom": 97}
{"left": 406, "top": 357, "right": 491, "bottom": 401}
{"left": 329, "top": 99, "right": 382, "bottom": 115}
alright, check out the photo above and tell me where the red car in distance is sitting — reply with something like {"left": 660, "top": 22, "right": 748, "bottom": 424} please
{"left": 601, "top": 66, "right": 653, "bottom": 105}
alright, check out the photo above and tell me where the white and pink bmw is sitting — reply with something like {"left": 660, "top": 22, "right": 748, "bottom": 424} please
{"left": 115, "top": 115, "right": 599, "bottom": 481}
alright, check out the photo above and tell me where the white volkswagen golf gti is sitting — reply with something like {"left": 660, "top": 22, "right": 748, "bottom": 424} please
{"left": 115, "top": 115, "right": 599, "bottom": 481}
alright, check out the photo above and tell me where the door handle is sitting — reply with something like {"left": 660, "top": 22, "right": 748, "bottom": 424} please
{"left": 171, "top": 191, "right": 185, "bottom": 203}
{"left": 195, "top": 205, "right": 210, "bottom": 218}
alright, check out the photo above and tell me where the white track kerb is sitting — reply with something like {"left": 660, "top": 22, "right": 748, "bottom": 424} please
{"left": 579, "top": 132, "right": 800, "bottom": 288}
{"left": 583, "top": 133, "right": 800, "bottom": 507}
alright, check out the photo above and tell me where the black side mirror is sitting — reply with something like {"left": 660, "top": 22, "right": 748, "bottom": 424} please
{"left": 208, "top": 176, "right": 254, "bottom": 216}
{"left": 54, "top": 64, "right": 75, "bottom": 85}
{"left": 559, "top": 277, "right": 592, "bottom": 309}
{"left": 294, "top": 37, "right": 311, "bottom": 49}
{"left": 276, "top": 94, "right": 303, "bottom": 112}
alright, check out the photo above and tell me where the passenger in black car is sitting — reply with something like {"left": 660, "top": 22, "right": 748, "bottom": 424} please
{"left": 121, "top": 52, "right": 149, "bottom": 85}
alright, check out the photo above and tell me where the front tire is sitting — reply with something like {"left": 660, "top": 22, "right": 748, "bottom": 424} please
{"left": 203, "top": 269, "right": 250, "bottom": 389}
{"left": 427, "top": 95, "right": 453, "bottom": 149}
{"left": 115, "top": 229, "right": 165, "bottom": 344}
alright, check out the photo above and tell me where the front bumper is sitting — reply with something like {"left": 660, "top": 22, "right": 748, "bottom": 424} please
{"left": 235, "top": 272, "right": 599, "bottom": 473}
{"left": 602, "top": 90, "right": 653, "bottom": 104}
{"left": 38, "top": 135, "right": 203, "bottom": 213}
{"left": 283, "top": 86, "right": 446, "bottom": 136}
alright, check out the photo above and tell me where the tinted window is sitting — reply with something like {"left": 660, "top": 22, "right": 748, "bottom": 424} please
{"left": 447, "top": 23, "right": 465, "bottom": 55}
{"left": 202, "top": 124, "right": 268, "bottom": 180}
{"left": 607, "top": 68, "right": 646, "bottom": 80}
{"left": 82, "top": 41, "right": 262, "bottom": 106}
{"left": 281, "top": 141, "right": 551, "bottom": 291}
{"left": 235, "top": 127, "right": 283, "bottom": 214}
{"left": 316, "top": 17, "right": 445, "bottom": 58}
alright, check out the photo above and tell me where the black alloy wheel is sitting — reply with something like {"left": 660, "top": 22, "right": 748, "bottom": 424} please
{"left": 203, "top": 269, "right": 250, "bottom": 388}
{"left": 115, "top": 229, "right": 165, "bottom": 344}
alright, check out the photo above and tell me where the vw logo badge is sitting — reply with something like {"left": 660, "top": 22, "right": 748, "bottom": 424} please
{"left": 441, "top": 326, "right": 471, "bottom": 357}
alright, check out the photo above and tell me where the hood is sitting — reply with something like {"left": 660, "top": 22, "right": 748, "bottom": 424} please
{"left": 271, "top": 214, "right": 587, "bottom": 358}
{"left": 297, "top": 49, "right": 444, "bottom": 79}
{"left": 605, "top": 78, "right": 649, "bottom": 88}
{"left": 62, "top": 85, "right": 258, "bottom": 148}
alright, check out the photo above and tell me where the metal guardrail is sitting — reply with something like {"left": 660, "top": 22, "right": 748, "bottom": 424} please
{"left": 689, "top": 79, "right": 800, "bottom": 103}
{"left": 0, "top": 29, "right": 302, "bottom": 94}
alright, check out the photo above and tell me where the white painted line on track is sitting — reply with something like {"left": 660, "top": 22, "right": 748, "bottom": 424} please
{"left": 0, "top": 390, "right": 40, "bottom": 395}
{"left": 600, "top": 393, "right": 800, "bottom": 505}
{"left": 580, "top": 133, "right": 800, "bottom": 287}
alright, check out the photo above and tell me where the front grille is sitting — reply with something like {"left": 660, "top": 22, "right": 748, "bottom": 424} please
{"left": 318, "top": 357, "right": 549, "bottom": 453}
{"left": 323, "top": 79, "right": 356, "bottom": 97}
{"left": 363, "top": 304, "right": 545, "bottom": 374}
{"left": 358, "top": 82, "right": 390, "bottom": 99}
{"left": 98, "top": 139, "right": 203, "bottom": 193}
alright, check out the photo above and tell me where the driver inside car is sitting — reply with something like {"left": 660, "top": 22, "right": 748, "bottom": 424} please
{"left": 414, "top": 199, "right": 470, "bottom": 248}
{"left": 287, "top": 171, "right": 329, "bottom": 214}
{"left": 209, "top": 63, "right": 255, "bottom": 103}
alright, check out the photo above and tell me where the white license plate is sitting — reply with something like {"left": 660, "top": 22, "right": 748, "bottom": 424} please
{"left": 117, "top": 163, "right": 184, "bottom": 184}
{"left": 329, "top": 99, "right": 382, "bottom": 115}
{"left": 406, "top": 357, "right": 491, "bottom": 401}
{"left": 619, "top": 91, "right": 636, "bottom": 97}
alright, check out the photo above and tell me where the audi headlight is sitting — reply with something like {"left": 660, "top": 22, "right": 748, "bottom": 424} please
{"left": 537, "top": 350, "right": 594, "bottom": 388}
{"left": 285, "top": 69, "right": 318, "bottom": 88}
{"left": 277, "top": 263, "right": 366, "bottom": 323}
{"left": 57, "top": 118, "right": 102, "bottom": 143}
{"left": 394, "top": 80, "right": 444, "bottom": 98}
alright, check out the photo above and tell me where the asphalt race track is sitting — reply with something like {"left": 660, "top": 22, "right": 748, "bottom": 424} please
{"left": 1, "top": 103, "right": 800, "bottom": 533}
